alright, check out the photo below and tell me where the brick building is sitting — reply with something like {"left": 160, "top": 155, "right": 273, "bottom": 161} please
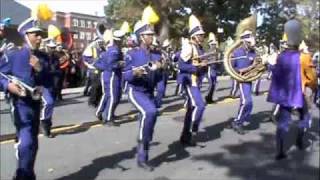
{"left": 54, "top": 11, "right": 105, "bottom": 51}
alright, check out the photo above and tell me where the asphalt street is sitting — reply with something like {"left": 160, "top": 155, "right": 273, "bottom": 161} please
{"left": 0, "top": 78, "right": 319, "bottom": 180}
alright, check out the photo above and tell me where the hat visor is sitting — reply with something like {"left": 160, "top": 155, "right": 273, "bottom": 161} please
{"left": 113, "top": 37, "right": 121, "bottom": 41}
{"left": 26, "top": 27, "right": 43, "bottom": 33}
{"left": 162, "top": 43, "right": 170, "bottom": 48}
{"left": 191, "top": 30, "right": 205, "bottom": 37}
{"left": 47, "top": 43, "right": 57, "bottom": 47}
{"left": 208, "top": 40, "right": 217, "bottom": 44}
{"left": 140, "top": 30, "right": 154, "bottom": 35}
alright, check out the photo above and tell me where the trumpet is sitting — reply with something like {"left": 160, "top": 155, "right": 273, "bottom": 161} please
{"left": 124, "top": 61, "right": 160, "bottom": 73}
{"left": 0, "top": 72, "right": 42, "bottom": 100}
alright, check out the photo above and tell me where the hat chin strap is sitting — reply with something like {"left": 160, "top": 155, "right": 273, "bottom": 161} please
{"left": 25, "top": 35, "right": 35, "bottom": 50}
{"left": 140, "top": 35, "right": 151, "bottom": 48}
{"left": 193, "top": 35, "right": 202, "bottom": 45}
{"left": 242, "top": 38, "right": 255, "bottom": 49}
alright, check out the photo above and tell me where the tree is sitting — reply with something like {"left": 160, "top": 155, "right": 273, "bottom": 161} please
{"left": 257, "top": 0, "right": 320, "bottom": 49}
{"left": 104, "top": 0, "right": 259, "bottom": 44}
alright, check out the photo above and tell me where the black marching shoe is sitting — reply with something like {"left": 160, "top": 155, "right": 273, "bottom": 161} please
{"left": 180, "top": 133, "right": 197, "bottom": 147}
{"left": 275, "top": 152, "right": 287, "bottom": 160}
{"left": 275, "top": 131, "right": 287, "bottom": 160}
{"left": 41, "top": 121, "right": 54, "bottom": 138}
{"left": 205, "top": 96, "right": 214, "bottom": 104}
{"left": 13, "top": 170, "right": 36, "bottom": 180}
{"left": 137, "top": 142, "right": 154, "bottom": 172}
{"left": 96, "top": 112, "right": 103, "bottom": 121}
{"left": 231, "top": 121, "right": 246, "bottom": 135}
{"left": 296, "top": 129, "right": 306, "bottom": 150}
{"left": 103, "top": 120, "right": 119, "bottom": 127}
{"left": 137, "top": 161, "right": 154, "bottom": 172}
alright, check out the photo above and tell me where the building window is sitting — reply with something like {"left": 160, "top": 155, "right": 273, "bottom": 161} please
{"left": 86, "top": 32, "right": 91, "bottom": 40}
{"left": 92, "top": 33, "right": 97, "bottom": 40}
{"left": 93, "top": 21, "right": 98, "bottom": 28}
{"left": 80, "top": 32, "right": 85, "bottom": 39}
{"left": 80, "top": 20, "right": 85, "bottom": 28}
{"left": 73, "top": 33, "right": 79, "bottom": 39}
{"left": 72, "top": 19, "right": 78, "bottom": 27}
{"left": 87, "top": 21, "right": 92, "bottom": 28}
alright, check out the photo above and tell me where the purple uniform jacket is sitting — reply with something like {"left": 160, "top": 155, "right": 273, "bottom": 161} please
{"left": 267, "top": 50, "right": 304, "bottom": 108}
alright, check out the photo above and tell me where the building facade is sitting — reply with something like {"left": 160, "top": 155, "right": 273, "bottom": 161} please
{"left": 54, "top": 11, "right": 105, "bottom": 51}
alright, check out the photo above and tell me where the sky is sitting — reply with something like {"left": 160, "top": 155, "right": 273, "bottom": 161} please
{"left": 16, "top": 0, "right": 107, "bottom": 16}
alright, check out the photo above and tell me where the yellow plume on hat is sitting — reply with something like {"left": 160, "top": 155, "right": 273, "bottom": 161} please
{"left": 235, "top": 14, "right": 257, "bottom": 40}
{"left": 120, "top": 21, "right": 131, "bottom": 34}
{"left": 31, "top": 3, "right": 54, "bottom": 22}
{"left": 142, "top": 6, "right": 160, "bottom": 25}
{"left": 281, "top": 33, "right": 288, "bottom": 42}
{"left": 48, "top": 24, "right": 61, "bottom": 39}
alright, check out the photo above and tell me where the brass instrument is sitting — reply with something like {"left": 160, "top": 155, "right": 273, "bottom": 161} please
{"left": 0, "top": 72, "right": 42, "bottom": 100}
{"left": 223, "top": 40, "right": 266, "bottom": 82}
{"left": 123, "top": 61, "right": 159, "bottom": 74}
{"left": 221, "top": 14, "right": 266, "bottom": 82}
{"left": 191, "top": 51, "right": 216, "bottom": 61}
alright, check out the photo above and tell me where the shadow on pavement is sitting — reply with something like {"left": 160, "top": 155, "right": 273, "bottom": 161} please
{"left": 150, "top": 141, "right": 190, "bottom": 168}
{"left": 244, "top": 110, "right": 273, "bottom": 131}
{"left": 193, "top": 132, "right": 319, "bottom": 180}
{"left": 160, "top": 103, "right": 184, "bottom": 115}
{"left": 0, "top": 108, "right": 10, "bottom": 114}
{"left": 56, "top": 147, "right": 137, "bottom": 180}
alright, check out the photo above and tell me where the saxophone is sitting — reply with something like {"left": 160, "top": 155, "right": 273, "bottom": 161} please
{"left": 223, "top": 39, "right": 266, "bottom": 82}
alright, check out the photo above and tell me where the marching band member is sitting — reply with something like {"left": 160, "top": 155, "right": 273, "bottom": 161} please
{"left": 205, "top": 32, "right": 219, "bottom": 104}
{"left": 268, "top": 19, "right": 317, "bottom": 160}
{"left": 230, "top": 15, "right": 257, "bottom": 135}
{"left": 229, "top": 79, "right": 239, "bottom": 98}
{"left": 0, "top": 17, "right": 19, "bottom": 142}
{"left": 154, "top": 39, "right": 171, "bottom": 108}
{"left": 123, "top": 19, "right": 162, "bottom": 171}
{"left": 269, "top": 34, "right": 288, "bottom": 122}
{"left": 0, "top": 17, "right": 13, "bottom": 90}
{"left": 55, "top": 45, "right": 69, "bottom": 101}
{"left": 313, "top": 51, "right": 320, "bottom": 108}
{"left": 252, "top": 43, "right": 268, "bottom": 95}
{"left": 94, "top": 29, "right": 125, "bottom": 126}
{"left": 122, "top": 33, "right": 139, "bottom": 94}
{"left": 82, "top": 37, "right": 105, "bottom": 110}
{"left": 0, "top": 17, "right": 46, "bottom": 180}
{"left": 174, "top": 37, "right": 188, "bottom": 97}
{"left": 266, "top": 43, "right": 278, "bottom": 80}
{"left": 226, "top": 37, "right": 239, "bottom": 98}
{"left": 39, "top": 38, "right": 60, "bottom": 138}
{"left": 178, "top": 15, "right": 206, "bottom": 146}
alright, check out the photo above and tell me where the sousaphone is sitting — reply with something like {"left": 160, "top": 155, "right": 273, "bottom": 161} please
{"left": 223, "top": 14, "right": 267, "bottom": 82}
